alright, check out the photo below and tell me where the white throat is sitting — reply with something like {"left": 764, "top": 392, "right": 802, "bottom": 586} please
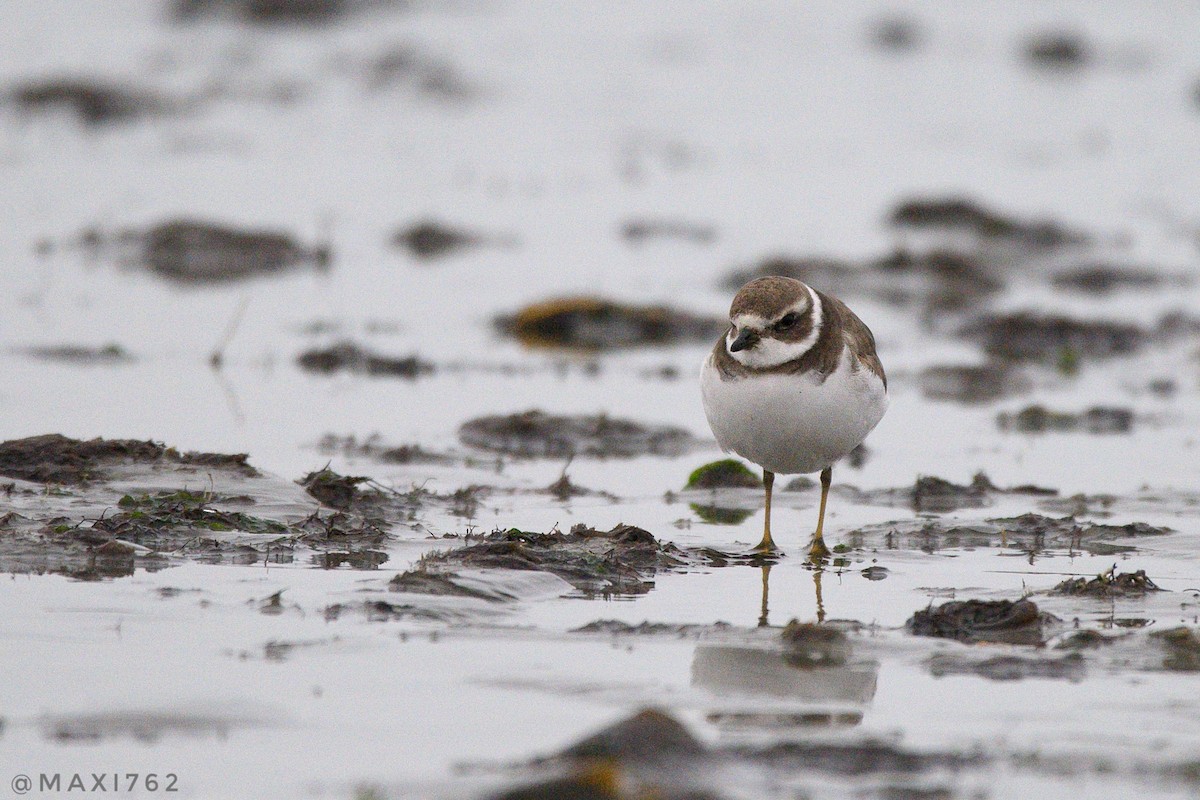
{"left": 728, "top": 287, "right": 824, "bottom": 369}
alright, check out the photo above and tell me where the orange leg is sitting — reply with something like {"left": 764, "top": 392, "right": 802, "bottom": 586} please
{"left": 752, "top": 470, "right": 777, "bottom": 553}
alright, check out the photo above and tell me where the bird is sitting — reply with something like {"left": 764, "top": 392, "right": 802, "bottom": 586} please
{"left": 700, "top": 276, "right": 887, "bottom": 559}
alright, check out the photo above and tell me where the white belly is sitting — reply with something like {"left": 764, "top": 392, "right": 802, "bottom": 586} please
{"left": 700, "top": 347, "right": 888, "bottom": 475}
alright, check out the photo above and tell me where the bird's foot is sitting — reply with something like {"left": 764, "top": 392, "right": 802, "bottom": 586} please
{"left": 807, "top": 537, "right": 831, "bottom": 563}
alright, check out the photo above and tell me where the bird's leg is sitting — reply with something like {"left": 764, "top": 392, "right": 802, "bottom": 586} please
{"left": 808, "top": 466, "right": 832, "bottom": 561}
{"left": 752, "top": 470, "right": 777, "bottom": 553}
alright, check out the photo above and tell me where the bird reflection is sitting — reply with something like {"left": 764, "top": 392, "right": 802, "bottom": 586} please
{"left": 756, "top": 562, "right": 827, "bottom": 628}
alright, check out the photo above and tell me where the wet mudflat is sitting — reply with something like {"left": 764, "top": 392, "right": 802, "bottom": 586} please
{"left": 2, "top": 2, "right": 1200, "bottom": 799}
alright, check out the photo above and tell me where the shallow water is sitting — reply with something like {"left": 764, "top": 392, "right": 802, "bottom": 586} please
{"left": 2, "top": 1, "right": 1200, "bottom": 798}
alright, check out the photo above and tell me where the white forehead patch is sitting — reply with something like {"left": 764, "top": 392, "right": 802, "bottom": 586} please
{"left": 727, "top": 287, "right": 824, "bottom": 369}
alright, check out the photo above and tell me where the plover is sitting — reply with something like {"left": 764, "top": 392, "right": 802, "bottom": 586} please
{"left": 701, "top": 276, "right": 887, "bottom": 558}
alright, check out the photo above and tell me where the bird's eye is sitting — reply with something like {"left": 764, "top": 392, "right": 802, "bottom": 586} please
{"left": 776, "top": 312, "right": 798, "bottom": 329}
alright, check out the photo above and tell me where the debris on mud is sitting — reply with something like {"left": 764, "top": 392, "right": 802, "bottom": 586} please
{"left": 918, "top": 362, "right": 1030, "bottom": 404}
{"left": 299, "top": 468, "right": 371, "bottom": 510}
{"left": 907, "top": 599, "right": 1055, "bottom": 645}
{"left": 1151, "top": 628, "right": 1200, "bottom": 672}
{"left": 389, "top": 569, "right": 496, "bottom": 600}
{"left": 1051, "top": 566, "right": 1162, "bottom": 598}
{"left": 927, "top": 651, "right": 1085, "bottom": 682}
{"left": 620, "top": 218, "right": 716, "bottom": 246}
{"left": 684, "top": 459, "right": 761, "bottom": 490}
{"left": 847, "top": 512, "right": 1168, "bottom": 556}
{"left": 392, "top": 220, "right": 488, "bottom": 259}
{"left": 315, "top": 433, "right": 462, "bottom": 467}
{"left": 134, "top": 219, "right": 328, "bottom": 284}
{"left": 18, "top": 343, "right": 134, "bottom": 365}
{"left": 889, "top": 196, "right": 1083, "bottom": 249}
{"left": 960, "top": 312, "right": 1144, "bottom": 363}
{"left": 10, "top": 77, "right": 164, "bottom": 125}
{"left": 0, "top": 434, "right": 257, "bottom": 485}
{"left": 460, "top": 410, "right": 694, "bottom": 458}
{"left": 997, "top": 405, "right": 1134, "bottom": 434}
{"left": 497, "top": 296, "right": 722, "bottom": 349}
{"left": 1023, "top": 31, "right": 1091, "bottom": 70}
{"left": 296, "top": 342, "right": 434, "bottom": 379}
{"left": 417, "top": 524, "right": 696, "bottom": 597}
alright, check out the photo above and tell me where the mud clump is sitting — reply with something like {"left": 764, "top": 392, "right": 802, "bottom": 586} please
{"left": 960, "top": 312, "right": 1144, "bottom": 363}
{"left": 998, "top": 405, "right": 1134, "bottom": 435}
{"left": 460, "top": 410, "right": 693, "bottom": 459}
{"left": 911, "top": 474, "right": 993, "bottom": 513}
{"left": 0, "top": 434, "right": 256, "bottom": 485}
{"left": 907, "top": 599, "right": 1053, "bottom": 645}
{"left": 620, "top": 218, "right": 716, "bottom": 246}
{"left": 1024, "top": 32, "right": 1091, "bottom": 70}
{"left": 393, "top": 220, "right": 485, "bottom": 259}
{"left": 867, "top": 15, "right": 923, "bottom": 53}
{"left": 743, "top": 739, "right": 983, "bottom": 775}
{"left": 918, "top": 363, "right": 1030, "bottom": 404}
{"left": 94, "top": 491, "right": 288, "bottom": 545}
{"left": 889, "top": 196, "right": 1083, "bottom": 249}
{"left": 498, "top": 297, "right": 722, "bottom": 349}
{"left": 297, "top": 342, "right": 434, "bottom": 379}
{"left": 299, "top": 469, "right": 370, "bottom": 510}
{"left": 316, "top": 434, "right": 456, "bottom": 466}
{"left": 684, "top": 459, "right": 760, "bottom": 490}
{"left": 1052, "top": 566, "right": 1161, "bottom": 598}
{"left": 1151, "top": 628, "right": 1200, "bottom": 672}
{"left": 11, "top": 78, "right": 163, "bottom": 125}
{"left": 419, "top": 524, "right": 689, "bottom": 597}
{"left": 140, "top": 219, "right": 328, "bottom": 284}
{"left": 389, "top": 570, "right": 495, "bottom": 600}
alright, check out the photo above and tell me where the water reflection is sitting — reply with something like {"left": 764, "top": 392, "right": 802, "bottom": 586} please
{"left": 691, "top": 636, "right": 878, "bottom": 732}
{"left": 756, "top": 563, "right": 827, "bottom": 628}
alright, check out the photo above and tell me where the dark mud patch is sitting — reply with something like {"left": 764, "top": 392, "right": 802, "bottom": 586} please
{"left": 1051, "top": 264, "right": 1182, "bottom": 294}
{"left": 907, "top": 599, "right": 1056, "bottom": 645}
{"left": 18, "top": 343, "right": 134, "bottom": 365}
{"left": 40, "top": 709, "right": 276, "bottom": 743}
{"left": 854, "top": 473, "right": 1056, "bottom": 513}
{"left": 299, "top": 468, "right": 370, "bottom": 510}
{"left": 315, "top": 433, "right": 466, "bottom": 467}
{"left": 740, "top": 738, "right": 984, "bottom": 776}
{"left": 571, "top": 619, "right": 730, "bottom": 636}
{"left": 392, "top": 220, "right": 492, "bottom": 259}
{"left": 365, "top": 45, "right": 476, "bottom": 102}
{"left": 1150, "top": 627, "right": 1200, "bottom": 671}
{"left": 497, "top": 296, "right": 722, "bottom": 349}
{"left": 889, "top": 196, "right": 1083, "bottom": 249}
{"left": 998, "top": 404, "right": 1133, "bottom": 434}
{"left": 620, "top": 218, "right": 716, "bottom": 246}
{"left": 918, "top": 362, "right": 1030, "bottom": 404}
{"left": 135, "top": 219, "right": 329, "bottom": 284}
{"left": 867, "top": 15, "right": 924, "bottom": 53}
{"left": 848, "top": 512, "right": 1170, "bottom": 556}
{"left": 960, "top": 312, "right": 1145, "bottom": 364}
{"left": 297, "top": 342, "right": 434, "bottom": 379}
{"left": 171, "top": 0, "right": 390, "bottom": 25}
{"left": 0, "top": 434, "right": 257, "bottom": 485}
{"left": 460, "top": 410, "right": 695, "bottom": 458}
{"left": 781, "top": 620, "right": 851, "bottom": 667}
{"left": 1051, "top": 566, "right": 1162, "bottom": 598}
{"left": 1023, "top": 31, "right": 1091, "bottom": 71}
{"left": 389, "top": 569, "right": 497, "bottom": 601}
{"left": 927, "top": 651, "right": 1085, "bottom": 682}
{"left": 415, "top": 524, "right": 703, "bottom": 598}
{"left": 11, "top": 78, "right": 165, "bottom": 125}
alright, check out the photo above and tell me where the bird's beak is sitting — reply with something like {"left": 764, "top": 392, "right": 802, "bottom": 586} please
{"left": 729, "top": 327, "right": 758, "bottom": 352}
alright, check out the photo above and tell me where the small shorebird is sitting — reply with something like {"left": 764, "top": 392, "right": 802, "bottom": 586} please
{"left": 701, "top": 276, "right": 887, "bottom": 558}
